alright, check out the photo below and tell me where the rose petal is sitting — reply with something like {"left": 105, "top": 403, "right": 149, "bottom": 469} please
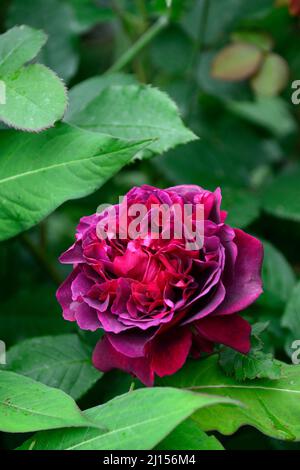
{"left": 93, "top": 336, "right": 154, "bottom": 386}
{"left": 56, "top": 268, "right": 79, "bottom": 321}
{"left": 71, "top": 272, "right": 93, "bottom": 301}
{"left": 75, "top": 302, "right": 102, "bottom": 331}
{"left": 107, "top": 329, "right": 156, "bottom": 358}
{"left": 150, "top": 327, "right": 192, "bottom": 377}
{"left": 59, "top": 242, "right": 84, "bottom": 264}
{"left": 195, "top": 314, "right": 251, "bottom": 354}
{"left": 216, "top": 229, "right": 263, "bottom": 315}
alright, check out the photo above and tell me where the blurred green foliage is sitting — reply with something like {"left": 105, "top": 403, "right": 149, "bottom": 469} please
{"left": 1, "top": 0, "right": 300, "bottom": 451}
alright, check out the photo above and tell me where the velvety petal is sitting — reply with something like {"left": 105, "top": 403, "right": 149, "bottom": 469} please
{"left": 107, "top": 329, "right": 156, "bottom": 358}
{"left": 97, "top": 310, "right": 132, "bottom": 333}
{"left": 215, "top": 229, "right": 263, "bottom": 315}
{"left": 150, "top": 327, "right": 192, "bottom": 377}
{"left": 74, "top": 302, "right": 102, "bottom": 331}
{"left": 93, "top": 336, "right": 154, "bottom": 386}
{"left": 113, "top": 242, "right": 149, "bottom": 279}
{"left": 76, "top": 214, "right": 99, "bottom": 240}
{"left": 191, "top": 336, "right": 214, "bottom": 358}
{"left": 182, "top": 282, "right": 226, "bottom": 324}
{"left": 59, "top": 242, "right": 84, "bottom": 264}
{"left": 71, "top": 272, "right": 93, "bottom": 301}
{"left": 194, "top": 314, "right": 251, "bottom": 354}
{"left": 56, "top": 268, "right": 79, "bottom": 321}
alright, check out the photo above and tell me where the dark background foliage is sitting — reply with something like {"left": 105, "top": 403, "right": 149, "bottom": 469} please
{"left": 1, "top": 0, "right": 300, "bottom": 450}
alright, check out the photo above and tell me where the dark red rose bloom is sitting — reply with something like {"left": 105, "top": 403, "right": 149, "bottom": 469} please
{"left": 57, "top": 185, "right": 263, "bottom": 385}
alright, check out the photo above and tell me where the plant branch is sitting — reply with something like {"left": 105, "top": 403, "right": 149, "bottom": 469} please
{"left": 107, "top": 16, "right": 168, "bottom": 74}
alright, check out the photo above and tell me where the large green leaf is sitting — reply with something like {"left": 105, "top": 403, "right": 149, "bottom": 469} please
{"left": 155, "top": 419, "right": 224, "bottom": 450}
{"left": 161, "top": 356, "right": 300, "bottom": 441}
{"left": 65, "top": 73, "right": 137, "bottom": 121}
{"left": 19, "top": 387, "right": 237, "bottom": 450}
{"left": 0, "top": 25, "right": 46, "bottom": 76}
{"left": 65, "top": 84, "right": 197, "bottom": 155}
{"left": 7, "top": 0, "right": 78, "bottom": 82}
{"left": 262, "top": 167, "right": 300, "bottom": 222}
{"left": 0, "top": 371, "right": 93, "bottom": 433}
{"left": 0, "top": 64, "right": 67, "bottom": 131}
{"left": 282, "top": 282, "right": 300, "bottom": 357}
{"left": 258, "top": 241, "right": 296, "bottom": 309}
{"left": 0, "top": 123, "right": 149, "bottom": 241}
{"left": 221, "top": 187, "right": 260, "bottom": 228}
{"left": 4, "top": 335, "right": 101, "bottom": 400}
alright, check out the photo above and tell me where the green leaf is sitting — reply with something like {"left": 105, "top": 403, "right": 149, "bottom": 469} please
{"left": 65, "top": 73, "right": 137, "bottom": 121}
{"left": 251, "top": 53, "right": 289, "bottom": 97}
{"left": 0, "top": 371, "right": 92, "bottom": 433}
{"left": 155, "top": 419, "right": 224, "bottom": 450}
{"left": 282, "top": 282, "right": 300, "bottom": 357}
{"left": 258, "top": 241, "right": 296, "bottom": 309}
{"left": 66, "top": 0, "right": 114, "bottom": 33}
{"left": 150, "top": 26, "right": 193, "bottom": 75}
{"left": 154, "top": 116, "right": 281, "bottom": 190}
{"left": 231, "top": 31, "right": 273, "bottom": 52}
{"left": 219, "top": 322, "right": 283, "bottom": 381}
{"left": 211, "top": 44, "right": 263, "bottom": 81}
{"left": 7, "top": 0, "right": 79, "bottom": 82}
{"left": 161, "top": 356, "right": 300, "bottom": 441}
{"left": 4, "top": 335, "right": 101, "bottom": 400}
{"left": 219, "top": 349, "right": 283, "bottom": 381}
{"left": 65, "top": 84, "right": 197, "bottom": 155}
{"left": 262, "top": 167, "right": 300, "bottom": 222}
{"left": 0, "top": 64, "right": 67, "bottom": 131}
{"left": 19, "top": 387, "right": 237, "bottom": 450}
{"left": 227, "top": 97, "right": 297, "bottom": 138}
{"left": 0, "top": 25, "right": 47, "bottom": 76}
{"left": 197, "top": 50, "right": 251, "bottom": 101}
{"left": 221, "top": 187, "right": 260, "bottom": 228}
{"left": 0, "top": 286, "right": 74, "bottom": 348}
{"left": 182, "top": 0, "right": 274, "bottom": 44}
{"left": 0, "top": 123, "right": 150, "bottom": 241}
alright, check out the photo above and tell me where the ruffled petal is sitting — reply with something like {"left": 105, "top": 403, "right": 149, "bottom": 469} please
{"left": 93, "top": 336, "right": 154, "bottom": 386}
{"left": 75, "top": 302, "right": 102, "bottom": 331}
{"left": 56, "top": 268, "right": 79, "bottom": 321}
